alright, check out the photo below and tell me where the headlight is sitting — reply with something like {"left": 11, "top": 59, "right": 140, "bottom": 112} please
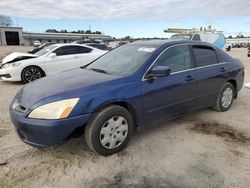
{"left": 2, "top": 62, "right": 21, "bottom": 69}
{"left": 28, "top": 98, "right": 79, "bottom": 119}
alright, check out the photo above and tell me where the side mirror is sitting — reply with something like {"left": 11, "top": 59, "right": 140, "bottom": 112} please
{"left": 48, "top": 53, "right": 56, "bottom": 58}
{"left": 145, "top": 66, "right": 171, "bottom": 79}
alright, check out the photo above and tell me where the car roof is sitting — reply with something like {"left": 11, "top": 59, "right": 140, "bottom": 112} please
{"left": 51, "top": 43, "right": 96, "bottom": 49}
{"left": 129, "top": 39, "right": 213, "bottom": 48}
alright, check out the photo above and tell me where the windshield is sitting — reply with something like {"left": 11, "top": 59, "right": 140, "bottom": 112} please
{"left": 86, "top": 45, "right": 155, "bottom": 76}
{"left": 35, "top": 44, "right": 58, "bottom": 56}
{"left": 170, "top": 34, "right": 193, "bottom": 40}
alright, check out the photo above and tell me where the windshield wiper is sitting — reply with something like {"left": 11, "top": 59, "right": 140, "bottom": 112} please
{"left": 88, "top": 68, "right": 109, "bottom": 74}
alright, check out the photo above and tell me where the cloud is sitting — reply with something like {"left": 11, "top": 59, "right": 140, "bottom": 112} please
{"left": 0, "top": 0, "right": 250, "bottom": 21}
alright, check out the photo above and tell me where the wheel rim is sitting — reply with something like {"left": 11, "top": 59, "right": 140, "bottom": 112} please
{"left": 24, "top": 68, "right": 42, "bottom": 82}
{"left": 99, "top": 116, "right": 128, "bottom": 149}
{"left": 221, "top": 87, "right": 233, "bottom": 108}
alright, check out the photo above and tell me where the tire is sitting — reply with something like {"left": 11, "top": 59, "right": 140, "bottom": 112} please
{"left": 212, "top": 82, "right": 235, "bottom": 112}
{"left": 21, "top": 66, "right": 44, "bottom": 83}
{"left": 84, "top": 105, "right": 134, "bottom": 156}
{"left": 227, "top": 46, "right": 231, "bottom": 51}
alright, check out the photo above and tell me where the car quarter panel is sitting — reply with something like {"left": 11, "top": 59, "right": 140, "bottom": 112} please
{"left": 232, "top": 58, "right": 245, "bottom": 92}
{"left": 195, "top": 62, "right": 234, "bottom": 108}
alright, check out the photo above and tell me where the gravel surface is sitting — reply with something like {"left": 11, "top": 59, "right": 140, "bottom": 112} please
{"left": 0, "top": 47, "right": 250, "bottom": 188}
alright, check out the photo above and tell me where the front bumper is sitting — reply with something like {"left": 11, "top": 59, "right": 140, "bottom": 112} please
{"left": 10, "top": 108, "right": 92, "bottom": 147}
{"left": 0, "top": 67, "right": 22, "bottom": 81}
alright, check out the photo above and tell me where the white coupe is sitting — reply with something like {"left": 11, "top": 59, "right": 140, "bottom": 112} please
{"left": 0, "top": 44, "right": 107, "bottom": 83}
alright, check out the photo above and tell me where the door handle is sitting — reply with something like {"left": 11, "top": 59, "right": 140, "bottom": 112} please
{"left": 185, "top": 75, "right": 195, "bottom": 82}
{"left": 220, "top": 67, "right": 226, "bottom": 72}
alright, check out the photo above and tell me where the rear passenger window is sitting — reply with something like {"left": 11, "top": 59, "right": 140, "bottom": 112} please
{"left": 193, "top": 46, "right": 218, "bottom": 67}
{"left": 153, "top": 45, "right": 192, "bottom": 73}
{"left": 54, "top": 46, "right": 92, "bottom": 56}
{"left": 78, "top": 46, "right": 92, "bottom": 53}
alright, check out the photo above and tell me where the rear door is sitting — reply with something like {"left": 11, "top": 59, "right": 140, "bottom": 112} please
{"left": 142, "top": 45, "right": 197, "bottom": 125}
{"left": 192, "top": 45, "right": 230, "bottom": 108}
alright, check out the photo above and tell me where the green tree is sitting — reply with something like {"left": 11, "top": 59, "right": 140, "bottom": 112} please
{"left": 46, "top": 29, "right": 59, "bottom": 33}
{"left": 85, "top": 30, "right": 92, "bottom": 34}
{"left": 0, "top": 15, "right": 13, "bottom": 26}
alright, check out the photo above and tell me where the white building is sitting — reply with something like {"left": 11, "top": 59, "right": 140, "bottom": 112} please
{"left": 226, "top": 38, "right": 250, "bottom": 44}
{"left": 0, "top": 26, "right": 112, "bottom": 46}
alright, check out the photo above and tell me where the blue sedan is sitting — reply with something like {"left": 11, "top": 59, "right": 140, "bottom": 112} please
{"left": 10, "top": 40, "right": 245, "bottom": 155}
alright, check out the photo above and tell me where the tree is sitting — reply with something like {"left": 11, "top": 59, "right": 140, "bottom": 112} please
{"left": 46, "top": 29, "right": 59, "bottom": 33}
{"left": 85, "top": 30, "right": 92, "bottom": 34}
{"left": 124, "top": 36, "right": 131, "bottom": 40}
{"left": 60, "top": 29, "right": 68, "bottom": 33}
{"left": 228, "top": 35, "right": 233, "bottom": 39}
{"left": 45, "top": 28, "right": 102, "bottom": 34}
{"left": 0, "top": 15, "right": 13, "bottom": 26}
{"left": 236, "top": 34, "right": 245, "bottom": 38}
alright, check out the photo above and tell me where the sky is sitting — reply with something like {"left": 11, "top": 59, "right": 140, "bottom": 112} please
{"left": 1, "top": 0, "right": 250, "bottom": 38}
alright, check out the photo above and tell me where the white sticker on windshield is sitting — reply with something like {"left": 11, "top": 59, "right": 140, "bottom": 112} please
{"left": 137, "top": 47, "right": 155, "bottom": 52}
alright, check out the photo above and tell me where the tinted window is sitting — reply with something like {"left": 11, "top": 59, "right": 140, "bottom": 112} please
{"left": 215, "top": 48, "right": 225, "bottom": 63}
{"left": 153, "top": 45, "right": 192, "bottom": 73}
{"left": 193, "top": 46, "right": 218, "bottom": 67}
{"left": 54, "top": 46, "right": 92, "bottom": 56}
{"left": 88, "top": 44, "right": 108, "bottom": 50}
{"left": 77, "top": 46, "right": 92, "bottom": 53}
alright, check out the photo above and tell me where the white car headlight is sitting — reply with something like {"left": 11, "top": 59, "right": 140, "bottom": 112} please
{"left": 28, "top": 98, "right": 79, "bottom": 119}
{"left": 2, "top": 62, "right": 21, "bottom": 69}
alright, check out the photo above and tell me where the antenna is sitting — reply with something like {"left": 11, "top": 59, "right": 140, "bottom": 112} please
{"left": 16, "top": 18, "right": 19, "bottom": 26}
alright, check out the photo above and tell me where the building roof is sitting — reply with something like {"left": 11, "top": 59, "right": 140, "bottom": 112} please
{"left": 0, "top": 26, "right": 23, "bottom": 29}
{"left": 22, "top": 32, "right": 112, "bottom": 40}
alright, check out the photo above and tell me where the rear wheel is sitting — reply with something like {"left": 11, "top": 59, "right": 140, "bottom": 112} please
{"left": 84, "top": 105, "right": 134, "bottom": 156}
{"left": 21, "top": 66, "right": 44, "bottom": 83}
{"left": 212, "top": 82, "right": 234, "bottom": 112}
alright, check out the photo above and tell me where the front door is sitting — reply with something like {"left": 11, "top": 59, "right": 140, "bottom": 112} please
{"left": 142, "top": 45, "right": 197, "bottom": 126}
{"left": 44, "top": 46, "right": 89, "bottom": 75}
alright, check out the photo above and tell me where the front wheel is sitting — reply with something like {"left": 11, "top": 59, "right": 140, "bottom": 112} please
{"left": 84, "top": 105, "right": 134, "bottom": 156}
{"left": 212, "top": 82, "right": 234, "bottom": 112}
{"left": 21, "top": 66, "right": 44, "bottom": 83}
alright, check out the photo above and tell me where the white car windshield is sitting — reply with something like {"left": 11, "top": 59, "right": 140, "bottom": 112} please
{"left": 34, "top": 45, "right": 58, "bottom": 56}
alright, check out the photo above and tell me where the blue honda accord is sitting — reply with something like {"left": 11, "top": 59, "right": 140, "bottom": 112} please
{"left": 10, "top": 40, "right": 244, "bottom": 155}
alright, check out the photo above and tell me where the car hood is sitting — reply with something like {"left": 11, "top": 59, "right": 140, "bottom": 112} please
{"left": 16, "top": 68, "right": 124, "bottom": 108}
{"left": 2, "top": 52, "right": 38, "bottom": 64}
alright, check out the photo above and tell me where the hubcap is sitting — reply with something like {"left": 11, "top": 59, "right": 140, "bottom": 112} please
{"left": 99, "top": 116, "right": 128, "bottom": 149}
{"left": 24, "top": 68, "right": 42, "bottom": 82}
{"left": 221, "top": 87, "right": 233, "bottom": 108}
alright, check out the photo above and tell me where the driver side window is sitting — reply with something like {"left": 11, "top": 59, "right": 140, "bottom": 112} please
{"left": 153, "top": 45, "right": 192, "bottom": 73}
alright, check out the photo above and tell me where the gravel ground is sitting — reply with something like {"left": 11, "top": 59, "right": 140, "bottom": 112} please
{"left": 0, "top": 47, "right": 250, "bottom": 188}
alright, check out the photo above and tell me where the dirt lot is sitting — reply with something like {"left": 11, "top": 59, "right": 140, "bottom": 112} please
{"left": 0, "top": 46, "right": 250, "bottom": 188}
